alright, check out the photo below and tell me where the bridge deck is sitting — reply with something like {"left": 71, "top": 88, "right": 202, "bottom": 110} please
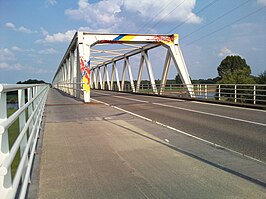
{"left": 35, "top": 89, "right": 265, "bottom": 198}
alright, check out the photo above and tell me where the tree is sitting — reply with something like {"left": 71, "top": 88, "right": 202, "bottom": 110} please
{"left": 17, "top": 79, "right": 46, "bottom": 84}
{"left": 255, "top": 70, "right": 266, "bottom": 84}
{"left": 175, "top": 74, "right": 182, "bottom": 84}
{"left": 217, "top": 55, "right": 255, "bottom": 84}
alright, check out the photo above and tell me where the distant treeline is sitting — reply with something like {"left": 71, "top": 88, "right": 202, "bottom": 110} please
{"left": 17, "top": 79, "right": 46, "bottom": 84}
{"left": 7, "top": 79, "right": 47, "bottom": 104}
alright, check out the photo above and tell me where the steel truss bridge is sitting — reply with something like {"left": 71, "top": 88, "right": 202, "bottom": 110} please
{"left": 52, "top": 32, "right": 194, "bottom": 102}
{"left": 0, "top": 32, "right": 266, "bottom": 198}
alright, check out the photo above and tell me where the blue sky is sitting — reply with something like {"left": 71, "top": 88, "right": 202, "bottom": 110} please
{"left": 0, "top": 0, "right": 265, "bottom": 83}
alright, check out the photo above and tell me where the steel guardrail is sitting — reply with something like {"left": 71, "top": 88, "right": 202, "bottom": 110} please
{"left": 0, "top": 84, "right": 49, "bottom": 199}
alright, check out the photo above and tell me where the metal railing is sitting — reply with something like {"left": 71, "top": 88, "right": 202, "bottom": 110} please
{"left": 55, "top": 81, "right": 266, "bottom": 106}
{"left": 116, "top": 83, "right": 266, "bottom": 105}
{"left": 0, "top": 84, "right": 49, "bottom": 199}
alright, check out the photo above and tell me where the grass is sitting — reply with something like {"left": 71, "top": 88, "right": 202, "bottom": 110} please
{"left": 7, "top": 108, "right": 21, "bottom": 179}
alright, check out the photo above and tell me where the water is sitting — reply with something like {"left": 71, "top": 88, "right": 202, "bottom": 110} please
{"left": 7, "top": 103, "right": 18, "bottom": 109}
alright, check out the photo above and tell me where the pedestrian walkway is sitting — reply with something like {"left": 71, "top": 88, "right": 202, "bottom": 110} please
{"left": 35, "top": 89, "right": 265, "bottom": 198}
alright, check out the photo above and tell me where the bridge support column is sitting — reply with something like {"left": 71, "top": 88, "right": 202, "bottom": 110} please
{"left": 78, "top": 32, "right": 91, "bottom": 102}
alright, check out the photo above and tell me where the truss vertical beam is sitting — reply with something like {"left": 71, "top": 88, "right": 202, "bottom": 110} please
{"left": 159, "top": 50, "right": 171, "bottom": 95}
{"left": 92, "top": 69, "right": 97, "bottom": 89}
{"left": 113, "top": 62, "right": 121, "bottom": 91}
{"left": 97, "top": 67, "right": 103, "bottom": 89}
{"left": 142, "top": 51, "right": 158, "bottom": 94}
{"left": 90, "top": 69, "right": 94, "bottom": 88}
{"left": 110, "top": 62, "right": 120, "bottom": 91}
{"left": 125, "top": 57, "right": 135, "bottom": 92}
{"left": 110, "top": 63, "right": 115, "bottom": 90}
{"left": 136, "top": 55, "right": 145, "bottom": 93}
{"left": 121, "top": 61, "right": 126, "bottom": 91}
{"left": 103, "top": 65, "right": 111, "bottom": 90}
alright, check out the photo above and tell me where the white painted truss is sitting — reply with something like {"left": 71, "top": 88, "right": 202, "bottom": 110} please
{"left": 52, "top": 32, "right": 194, "bottom": 102}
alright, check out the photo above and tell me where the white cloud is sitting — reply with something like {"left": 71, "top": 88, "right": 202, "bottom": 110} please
{"left": 0, "top": 62, "right": 22, "bottom": 70}
{"left": 0, "top": 62, "right": 9, "bottom": 69}
{"left": 40, "top": 27, "right": 49, "bottom": 36}
{"left": 38, "top": 48, "right": 58, "bottom": 54}
{"left": 5, "top": 22, "right": 36, "bottom": 34}
{"left": 65, "top": 0, "right": 122, "bottom": 30}
{"left": 0, "top": 48, "right": 15, "bottom": 61}
{"left": 27, "top": 66, "right": 51, "bottom": 74}
{"left": 65, "top": 0, "right": 201, "bottom": 33}
{"left": 123, "top": 0, "right": 201, "bottom": 23}
{"left": 36, "top": 29, "right": 76, "bottom": 43}
{"left": 218, "top": 47, "right": 240, "bottom": 57}
{"left": 257, "top": 0, "right": 266, "bottom": 6}
{"left": 11, "top": 46, "right": 22, "bottom": 51}
{"left": 5, "top": 22, "right": 16, "bottom": 30}
{"left": 46, "top": 0, "right": 57, "bottom": 6}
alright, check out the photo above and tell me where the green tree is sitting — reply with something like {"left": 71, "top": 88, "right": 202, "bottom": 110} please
{"left": 17, "top": 79, "right": 46, "bottom": 84}
{"left": 255, "top": 70, "right": 266, "bottom": 84}
{"left": 217, "top": 55, "right": 255, "bottom": 84}
{"left": 175, "top": 74, "right": 182, "bottom": 84}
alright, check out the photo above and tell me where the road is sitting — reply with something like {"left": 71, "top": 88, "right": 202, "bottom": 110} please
{"left": 91, "top": 90, "right": 266, "bottom": 162}
{"left": 34, "top": 89, "right": 266, "bottom": 198}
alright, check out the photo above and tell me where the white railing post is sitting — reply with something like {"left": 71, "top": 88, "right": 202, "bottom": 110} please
{"left": 253, "top": 85, "right": 256, "bottom": 105}
{"left": 218, "top": 84, "right": 221, "bottom": 101}
{"left": 234, "top": 85, "right": 237, "bottom": 103}
{"left": 205, "top": 85, "right": 207, "bottom": 99}
{"left": 18, "top": 89, "right": 28, "bottom": 182}
{"left": 0, "top": 91, "right": 12, "bottom": 197}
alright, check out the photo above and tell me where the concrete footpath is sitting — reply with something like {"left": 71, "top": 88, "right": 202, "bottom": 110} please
{"left": 32, "top": 89, "right": 265, "bottom": 198}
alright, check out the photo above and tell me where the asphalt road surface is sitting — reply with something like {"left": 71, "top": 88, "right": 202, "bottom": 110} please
{"left": 91, "top": 90, "right": 266, "bottom": 162}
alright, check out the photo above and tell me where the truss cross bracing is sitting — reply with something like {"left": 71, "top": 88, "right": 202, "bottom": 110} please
{"left": 52, "top": 32, "right": 194, "bottom": 102}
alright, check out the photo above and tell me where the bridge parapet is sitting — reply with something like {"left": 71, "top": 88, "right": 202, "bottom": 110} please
{"left": 52, "top": 32, "right": 194, "bottom": 102}
{"left": 0, "top": 84, "right": 48, "bottom": 199}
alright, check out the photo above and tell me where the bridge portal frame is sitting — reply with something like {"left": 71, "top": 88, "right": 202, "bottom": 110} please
{"left": 52, "top": 32, "right": 194, "bottom": 102}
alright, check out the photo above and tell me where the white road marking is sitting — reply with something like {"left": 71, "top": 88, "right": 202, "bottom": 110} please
{"left": 114, "top": 95, "right": 149, "bottom": 103}
{"left": 192, "top": 101, "right": 266, "bottom": 113}
{"left": 104, "top": 94, "right": 266, "bottom": 127}
{"left": 93, "top": 90, "right": 265, "bottom": 113}
{"left": 93, "top": 91, "right": 110, "bottom": 96}
{"left": 152, "top": 102, "right": 266, "bottom": 127}
{"left": 91, "top": 97, "right": 265, "bottom": 164}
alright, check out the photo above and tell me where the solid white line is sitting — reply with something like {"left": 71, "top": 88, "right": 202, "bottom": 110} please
{"left": 114, "top": 95, "right": 149, "bottom": 103}
{"left": 103, "top": 94, "right": 266, "bottom": 126}
{"left": 91, "top": 98, "right": 110, "bottom": 106}
{"left": 138, "top": 94, "right": 185, "bottom": 102}
{"left": 91, "top": 97, "right": 265, "bottom": 164}
{"left": 152, "top": 102, "right": 266, "bottom": 127}
{"left": 92, "top": 91, "right": 110, "bottom": 96}
{"left": 192, "top": 101, "right": 266, "bottom": 113}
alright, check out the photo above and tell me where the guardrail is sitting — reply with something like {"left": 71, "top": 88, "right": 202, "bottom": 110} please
{"left": 54, "top": 82, "right": 266, "bottom": 106}
{"left": 0, "top": 84, "right": 49, "bottom": 199}
{"left": 130, "top": 84, "right": 266, "bottom": 105}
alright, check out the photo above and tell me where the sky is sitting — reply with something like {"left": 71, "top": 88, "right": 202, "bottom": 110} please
{"left": 0, "top": 0, "right": 265, "bottom": 83}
